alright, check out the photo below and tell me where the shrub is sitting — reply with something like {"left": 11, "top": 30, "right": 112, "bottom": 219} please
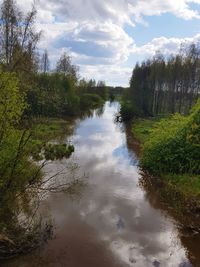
{"left": 120, "top": 101, "right": 137, "bottom": 121}
{"left": 142, "top": 99, "right": 200, "bottom": 175}
{"left": 80, "top": 93, "right": 103, "bottom": 109}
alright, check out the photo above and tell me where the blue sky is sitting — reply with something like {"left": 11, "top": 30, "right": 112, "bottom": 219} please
{"left": 126, "top": 13, "right": 200, "bottom": 45}
{"left": 12, "top": 0, "right": 200, "bottom": 86}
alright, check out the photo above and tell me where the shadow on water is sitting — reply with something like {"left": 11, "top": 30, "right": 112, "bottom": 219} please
{"left": 2, "top": 101, "right": 200, "bottom": 267}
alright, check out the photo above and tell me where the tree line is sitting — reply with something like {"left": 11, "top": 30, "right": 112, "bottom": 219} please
{"left": 121, "top": 44, "right": 200, "bottom": 120}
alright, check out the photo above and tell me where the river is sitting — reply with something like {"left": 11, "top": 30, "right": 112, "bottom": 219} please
{"left": 2, "top": 101, "right": 200, "bottom": 267}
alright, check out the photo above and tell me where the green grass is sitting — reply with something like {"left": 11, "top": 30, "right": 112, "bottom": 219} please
{"left": 28, "top": 118, "right": 75, "bottom": 161}
{"left": 132, "top": 116, "right": 200, "bottom": 205}
{"left": 31, "top": 118, "right": 73, "bottom": 142}
{"left": 163, "top": 174, "right": 200, "bottom": 198}
{"left": 131, "top": 118, "right": 158, "bottom": 143}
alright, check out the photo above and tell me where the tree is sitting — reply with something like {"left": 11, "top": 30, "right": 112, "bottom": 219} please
{"left": 40, "top": 49, "right": 50, "bottom": 73}
{"left": 0, "top": 0, "right": 41, "bottom": 73}
{"left": 0, "top": 72, "right": 26, "bottom": 144}
{"left": 56, "top": 52, "right": 79, "bottom": 81}
{"left": 121, "top": 42, "right": 200, "bottom": 120}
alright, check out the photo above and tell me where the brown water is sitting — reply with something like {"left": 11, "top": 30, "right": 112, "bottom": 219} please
{"left": 2, "top": 101, "right": 199, "bottom": 267}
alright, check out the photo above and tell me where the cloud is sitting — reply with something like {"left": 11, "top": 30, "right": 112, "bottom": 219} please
{"left": 1, "top": 0, "right": 200, "bottom": 85}
{"left": 31, "top": 0, "right": 200, "bottom": 86}
{"left": 37, "top": 20, "right": 134, "bottom": 74}
{"left": 79, "top": 65, "right": 132, "bottom": 87}
{"left": 132, "top": 33, "right": 200, "bottom": 57}
{"left": 32, "top": 0, "right": 200, "bottom": 25}
{"left": 130, "top": 0, "right": 200, "bottom": 21}
{"left": 53, "top": 22, "right": 134, "bottom": 62}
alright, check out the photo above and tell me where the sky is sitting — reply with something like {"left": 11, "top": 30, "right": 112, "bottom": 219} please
{"left": 12, "top": 0, "right": 200, "bottom": 86}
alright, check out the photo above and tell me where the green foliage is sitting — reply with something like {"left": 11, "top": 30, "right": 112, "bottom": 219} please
{"left": 27, "top": 73, "right": 77, "bottom": 116}
{"left": 80, "top": 93, "right": 104, "bottom": 110}
{"left": 0, "top": 72, "right": 31, "bottom": 199}
{"left": 0, "top": 72, "right": 26, "bottom": 138}
{"left": 0, "top": 73, "right": 41, "bottom": 237}
{"left": 30, "top": 119, "right": 73, "bottom": 142}
{"left": 28, "top": 119, "right": 75, "bottom": 161}
{"left": 26, "top": 73, "right": 106, "bottom": 117}
{"left": 141, "top": 99, "right": 200, "bottom": 175}
{"left": 132, "top": 118, "right": 158, "bottom": 143}
{"left": 0, "top": 118, "right": 74, "bottom": 239}
{"left": 0, "top": 129, "right": 41, "bottom": 229}
{"left": 163, "top": 173, "right": 200, "bottom": 198}
{"left": 120, "top": 101, "right": 136, "bottom": 121}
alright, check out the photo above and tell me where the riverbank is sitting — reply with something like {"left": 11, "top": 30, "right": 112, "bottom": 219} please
{"left": 132, "top": 118, "right": 200, "bottom": 230}
{"left": 0, "top": 117, "right": 77, "bottom": 260}
{"left": 0, "top": 93, "right": 107, "bottom": 260}
{"left": 30, "top": 118, "right": 74, "bottom": 141}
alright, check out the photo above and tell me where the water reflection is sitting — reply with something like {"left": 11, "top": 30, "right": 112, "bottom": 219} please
{"left": 2, "top": 102, "right": 195, "bottom": 267}
{"left": 139, "top": 172, "right": 200, "bottom": 267}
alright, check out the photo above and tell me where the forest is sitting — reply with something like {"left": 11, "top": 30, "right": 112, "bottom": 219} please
{"left": 121, "top": 44, "right": 200, "bottom": 120}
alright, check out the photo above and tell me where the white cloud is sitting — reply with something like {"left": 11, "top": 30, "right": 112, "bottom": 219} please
{"left": 132, "top": 33, "right": 200, "bottom": 57}
{"left": 1, "top": 0, "right": 200, "bottom": 85}
{"left": 32, "top": 0, "right": 200, "bottom": 86}
{"left": 79, "top": 65, "right": 132, "bottom": 87}
{"left": 130, "top": 0, "right": 200, "bottom": 21}
{"left": 32, "top": 0, "right": 200, "bottom": 25}
{"left": 36, "top": 20, "right": 134, "bottom": 73}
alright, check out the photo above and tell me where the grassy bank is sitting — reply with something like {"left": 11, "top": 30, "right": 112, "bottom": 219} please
{"left": 30, "top": 118, "right": 74, "bottom": 142}
{"left": 28, "top": 118, "right": 75, "bottom": 161}
{"left": 132, "top": 114, "right": 200, "bottom": 226}
{"left": 0, "top": 117, "right": 76, "bottom": 259}
{"left": 131, "top": 118, "right": 158, "bottom": 143}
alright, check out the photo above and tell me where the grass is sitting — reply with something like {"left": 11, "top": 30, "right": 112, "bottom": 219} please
{"left": 131, "top": 118, "right": 158, "bottom": 143}
{"left": 28, "top": 118, "right": 75, "bottom": 161}
{"left": 163, "top": 174, "right": 200, "bottom": 199}
{"left": 31, "top": 118, "right": 73, "bottom": 142}
{"left": 132, "top": 117, "right": 200, "bottom": 207}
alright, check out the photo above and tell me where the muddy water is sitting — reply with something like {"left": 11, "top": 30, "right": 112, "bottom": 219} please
{"left": 3, "top": 102, "right": 199, "bottom": 267}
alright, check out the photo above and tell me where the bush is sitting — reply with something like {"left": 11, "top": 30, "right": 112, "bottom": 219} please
{"left": 120, "top": 101, "right": 137, "bottom": 121}
{"left": 80, "top": 93, "right": 103, "bottom": 109}
{"left": 142, "top": 99, "right": 200, "bottom": 175}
